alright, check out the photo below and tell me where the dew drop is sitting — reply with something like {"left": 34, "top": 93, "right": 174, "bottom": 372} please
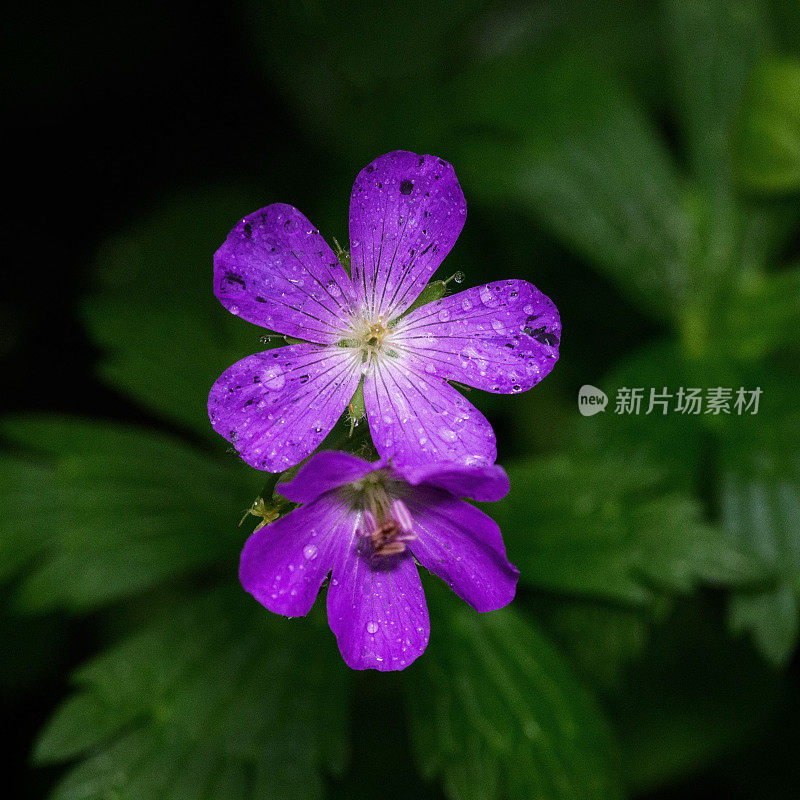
{"left": 303, "top": 544, "right": 318, "bottom": 560}
{"left": 453, "top": 271, "right": 464, "bottom": 284}
{"left": 366, "top": 621, "right": 379, "bottom": 635}
{"left": 438, "top": 427, "right": 457, "bottom": 442}
{"left": 437, "top": 308, "right": 451, "bottom": 322}
{"left": 261, "top": 364, "right": 286, "bottom": 391}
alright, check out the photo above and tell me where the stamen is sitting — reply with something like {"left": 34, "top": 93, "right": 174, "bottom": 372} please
{"left": 357, "top": 496, "right": 417, "bottom": 562}
{"left": 391, "top": 498, "right": 414, "bottom": 534}
{"left": 361, "top": 508, "right": 377, "bottom": 536}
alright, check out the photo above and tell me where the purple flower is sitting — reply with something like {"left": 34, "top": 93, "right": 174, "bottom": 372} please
{"left": 209, "top": 151, "right": 560, "bottom": 472}
{"left": 239, "top": 450, "right": 518, "bottom": 671}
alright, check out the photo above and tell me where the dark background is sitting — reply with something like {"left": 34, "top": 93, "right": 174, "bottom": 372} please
{"left": 3, "top": 1, "right": 800, "bottom": 798}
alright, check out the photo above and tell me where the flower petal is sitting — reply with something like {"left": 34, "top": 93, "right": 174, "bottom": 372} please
{"left": 208, "top": 343, "right": 360, "bottom": 472}
{"left": 240, "top": 494, "right": 355, "bottom": 617}
{"left": 214, "top": 203, "right": 356, "bottom": 344}
{"left": 392, "top": 279, "right": 560, "bottom": 392}
{"left": 398, "top": 462, "right": 509, "bottom": 502}
{"left": 364, "top": 358, "right": 496, "bottom": 469}
{"left": 349, "top": 151, "right": 466, "bottom": 321}
{"left": 327, "top": 527, "right": 429, "bottom": 671}
{"left": 404, "top": 487, "right": 518, "bottom": 612}
{"left": 278, "top": 451, "right": 376, "bottom": 503}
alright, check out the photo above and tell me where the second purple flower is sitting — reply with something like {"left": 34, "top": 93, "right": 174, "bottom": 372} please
{"left": 209, "top": 150, "right": 560, "bottom": 472}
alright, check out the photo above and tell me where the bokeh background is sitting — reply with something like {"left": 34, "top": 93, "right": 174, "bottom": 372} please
{"left": 3, "top": 1, "right": 800, "bottom": 798}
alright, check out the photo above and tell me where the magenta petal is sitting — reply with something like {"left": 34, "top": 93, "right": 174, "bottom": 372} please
{"left": 405, "top": 488, "right": 518, "bottom": 612}
{"left": 208, "top": 343, "right": 360, "bottom": 472}
{"left": 393, "top": 279, "right": 560, "bottom": 393}
{"left": 239, "top": 495, "right": 356, "bottom": 617}
{"left": 214, "top": 203, "right": 356, "bottom": 344}
{"left": 278, "top": 451, "right": 375, "bottom": 503}
{"left": 399, "top": 462, "right": 509, "bottom": 502}
{"left": 349, "top": 151, "right": 466, "bottom": 321}
{"left": 364, "top": 359, "right": 496, "bottom": 469}
{"left": 327, "top": 530, "right": 429, "bottom": 671}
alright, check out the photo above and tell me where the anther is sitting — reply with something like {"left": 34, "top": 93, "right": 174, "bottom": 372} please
{"left": 391, "top": 499, "right": 414, "bottom": 534}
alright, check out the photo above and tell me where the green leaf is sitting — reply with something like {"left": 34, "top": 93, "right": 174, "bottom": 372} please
{"left": 404, "top": 581, "right": 622, "bottom": 800}
{"left": 714, "top": 370, "right": 800, "bottom": 664}
{"left": 0, "top": 416, "right": 254, "bottom": 612}
{"left": 721, "top": 462, "right": 800, "bottom": 665}
{"left": 244, "top": 0, "right": 484, "bottom": 156}
{"left": 35, "top": 590, "right": 350, "bottom": 800}
{"left": 525, "top": 596, "right": 656, "bottom": 694}
{"left": 721, "top": 265, "right": 800, "bottom": 359}
{"left": 83, "top": 187, "right": 269, "bottom": 437}
{"left": 456, "top": 53, "right": 693, "bottom": 323}
{"left": 493, "top": 449, "right": 769, "bottom": 605}
{"left": 735, "top": 58, "right": 800, "bottom": 192}
{"left": 0, "top": 457, "right": 59, "bottom": 582}
{"left": 664, "top": 0, "right": 769, "bottom": 190}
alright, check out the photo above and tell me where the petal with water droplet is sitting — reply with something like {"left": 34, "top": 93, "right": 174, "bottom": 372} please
{"left": 214, "top": 203, "right": 356, "bottom": 343}
{"left": 392, "top": 279, "right": 560, "bottom": 393}
{"left": 240, "top": 494, "right": 357, "bottom": 617}
{"left": 363, "top": 357, "right": 496, "bottom": 469}
{"left": 327, "top": 531, "right": 429, "bottom": 671}
{"left": 349, "top": 151, "right": 466, "bottom": 320}
{"left": 208, "top": 343, "right": 360, "bottom": 471}
{"left": 405, "top": 486, "right": 518, "bottom": 612}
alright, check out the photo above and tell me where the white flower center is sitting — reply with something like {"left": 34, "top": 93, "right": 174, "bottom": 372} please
{"left": 342, "top": 314, "right": 399, "bottom": 372}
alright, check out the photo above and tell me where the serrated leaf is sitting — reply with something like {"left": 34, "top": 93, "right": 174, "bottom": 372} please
{"left": 36, "top": 590, "right": 350, "bottom": 800}
{"left": 0, "top": 416, "right": 254, "bottom": 611}
{"left": 735, "top": 58, "right": 800, "bottom": 192}
{"left": 82, "top": 187, "right": 271, "bottom": 436}
{"left": 404, "top": 581, "right": 622, "bottom": 800}
{"left": 455, "top": 53, "right": 693, "bottom": 323}
{"left": 722, "top": 463, "right": 800, "bottom": 665}
{"left": 493, "top": 449, "right": 769, "bottom": 606}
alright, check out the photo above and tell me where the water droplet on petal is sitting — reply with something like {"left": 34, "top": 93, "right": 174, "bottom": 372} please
{"left": 366, "top": 621, "right": 379, "bottom": 635}
{"left": 261, "top": 364, "right": 286, "bottom": 391}
{"left": 303, "top": 544, "right": 318, "bottom": 560}
{"left": 438, "top": 427, "right": 457, "bottom": 442}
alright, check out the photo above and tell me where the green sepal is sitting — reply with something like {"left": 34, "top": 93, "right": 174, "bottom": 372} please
{"left": 394, "top": 280, "right": 446, "bottom": 321}
{"left": 332, "top": 237, "right": 351, "bottom": 275}
{"left": 348, "top": 380, "right": 366, "bottom": 420}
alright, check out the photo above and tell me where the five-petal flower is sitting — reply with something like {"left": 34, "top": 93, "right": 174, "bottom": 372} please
{"left": 239, "top": 450, "right": 518, "bottom": 670}
{"left": 209, "top": 150, "right": 560, "bottom": 472}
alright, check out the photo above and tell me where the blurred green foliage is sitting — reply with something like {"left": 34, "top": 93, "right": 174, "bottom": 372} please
{"left": 3, "top": 1, "right": 800, "bottom": 798}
